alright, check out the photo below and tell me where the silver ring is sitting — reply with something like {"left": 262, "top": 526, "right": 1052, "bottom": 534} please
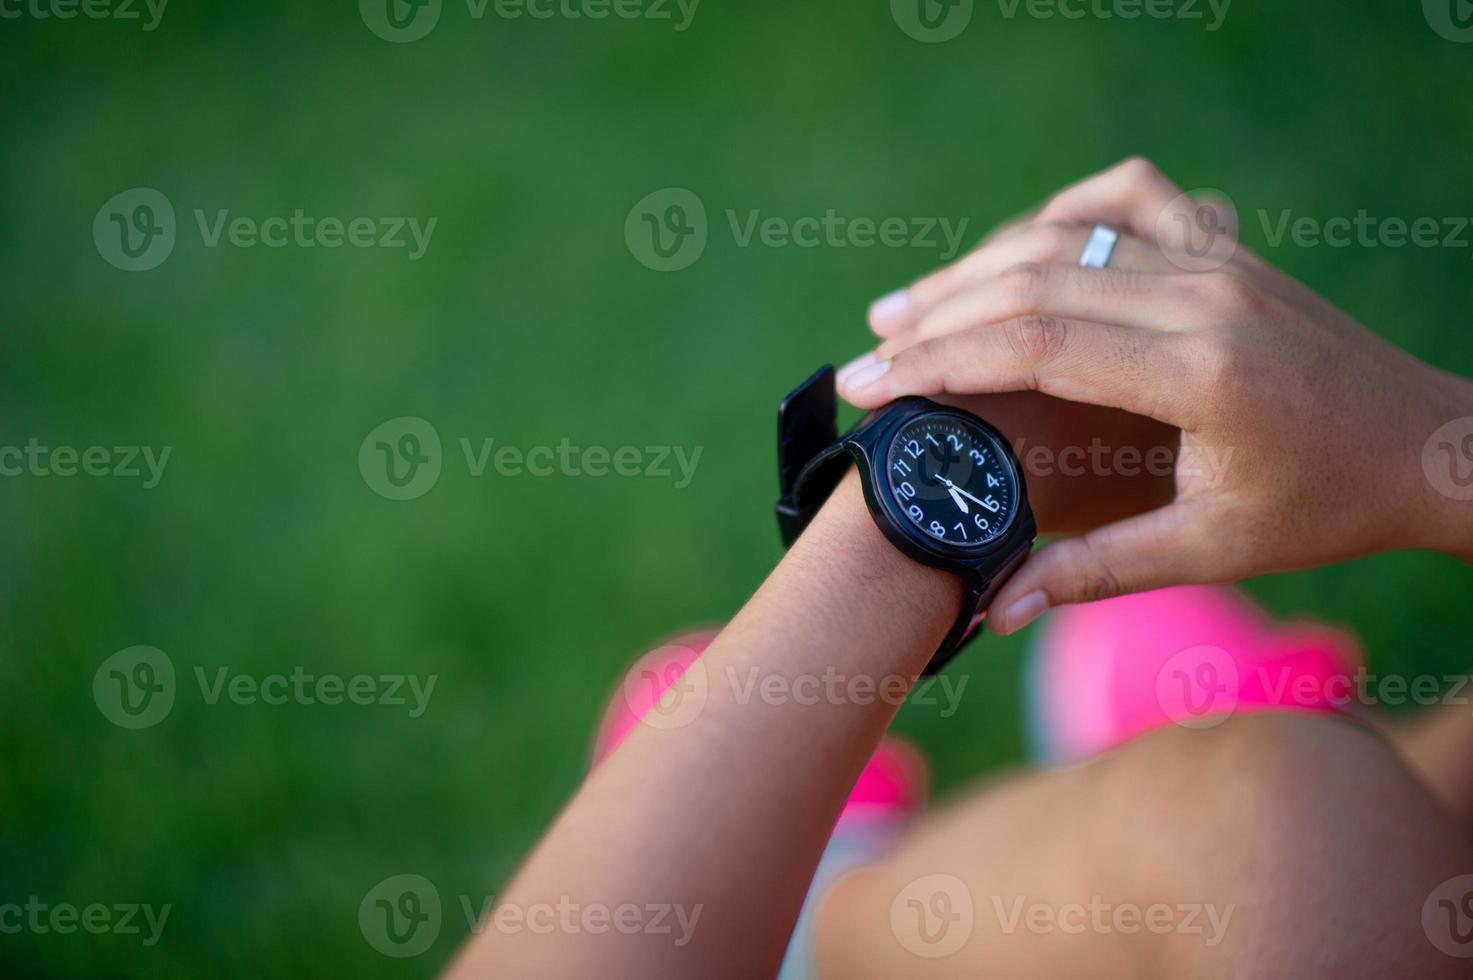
{"left": 1078, "top": 224, "right": 1118, "bottom": 268}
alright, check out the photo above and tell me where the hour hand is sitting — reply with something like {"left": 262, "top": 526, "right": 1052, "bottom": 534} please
{"left": 950, "top": 482, "right": 990, "bottom": 509}
{"left": 946, "top": 485, "right": 969, "bottom": 514}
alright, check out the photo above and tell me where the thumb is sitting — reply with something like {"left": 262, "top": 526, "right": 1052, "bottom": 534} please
{"left": 986, "top": 501, "right": 1211, "bottom": 635}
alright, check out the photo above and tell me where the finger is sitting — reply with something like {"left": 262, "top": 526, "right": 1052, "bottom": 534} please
{"left": 976, "top": 204, "right": 1043, "bottom": 247}
{"left": 1038, "top": 157, "right": 1251, "bottom": 274}
{"left": 1036, "top": 156, "right": 1186, "bottom": 241}
{"left": 878, "top": 263, "right": 1197, "bottom": 358}
{"left": 868, "top": 224, "right": 1177, "bottom": 339}
{"left": 986, "top": 501, "right": 1213, "bottom": 634}
{"left": 867, "top": 219, "right": 1037, "bottom": 335}
{"left": 840, "top": 316, "right": 1205, "bottom": 429}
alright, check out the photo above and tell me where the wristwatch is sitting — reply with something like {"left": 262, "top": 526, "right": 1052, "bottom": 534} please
{"left": 775, "top": 365, "right": 1037, "bottom": 675}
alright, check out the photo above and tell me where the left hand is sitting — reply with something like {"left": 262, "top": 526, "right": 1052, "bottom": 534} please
{"left": 835, "top": 157, "right": 1472, "bottom": 634}
{"left": 838, "top": 165, "right": 1215, "bottom": 536}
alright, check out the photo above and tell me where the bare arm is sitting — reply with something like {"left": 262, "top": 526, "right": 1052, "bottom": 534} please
{"left": 444, "top": 469, "right": 963, "bottom": 978}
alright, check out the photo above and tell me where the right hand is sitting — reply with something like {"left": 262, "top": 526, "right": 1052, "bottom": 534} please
{"left": 838, "top": 158, "right": 1473, "bottom": 633}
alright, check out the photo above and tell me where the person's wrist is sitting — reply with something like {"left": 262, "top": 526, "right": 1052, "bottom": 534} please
{"left": 772, "top": 468, "right": 964, "bottom": 677}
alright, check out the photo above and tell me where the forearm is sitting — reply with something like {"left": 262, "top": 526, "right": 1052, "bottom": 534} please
{"left": 446, "top": 470, "right": 962, "bottom": 979}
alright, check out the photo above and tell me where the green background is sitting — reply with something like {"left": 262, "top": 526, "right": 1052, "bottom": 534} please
{"left": 3, "top": 0, "right": 1472, "bottom": 974}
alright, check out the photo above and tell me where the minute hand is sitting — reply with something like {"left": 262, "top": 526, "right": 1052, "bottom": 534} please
{"left": 941, "top": 477, "right": 998, "bottom": 511}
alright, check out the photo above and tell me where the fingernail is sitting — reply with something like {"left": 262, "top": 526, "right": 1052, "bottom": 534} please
{"left": 999, "top": 590, "right": 1049, "bottom": 634}
{"left": 868, "top": 289, "right": 910, "bottom": 329}
{"left": 836, "top": 351, "right": 877, "bottom": 386}
{"left": 842, "top": 358, "right": 891, "bottom": 391}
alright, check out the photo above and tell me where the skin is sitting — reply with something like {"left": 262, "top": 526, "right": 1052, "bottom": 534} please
{"left": 446, "top": 159, "right": 1473, "bottom": 978}
{"left": 839, "top": 157, "right": 1473, "bottom": 634}
{"left": 813, "top": 712, "right": 1473, "bottom": 980}
{"left": 1391, "top": 703, "right": 1473, "bottom": 827}
{"left": 444, "top": 470, "right": 962, "bottom": 979}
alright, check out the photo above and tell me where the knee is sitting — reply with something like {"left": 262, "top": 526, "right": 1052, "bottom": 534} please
{"left": 1094, "top": 708, "right": 1473, "bottom": 978}
{"left": 1119, "top": 710, "right": 1395, "bottom": 798}
{"left": 1100, "top": 711, "right": 1446, "bottom": 888}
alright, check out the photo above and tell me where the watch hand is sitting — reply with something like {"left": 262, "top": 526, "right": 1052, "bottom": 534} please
{"left": 947, "top": 486, "right": 969, "bottom": 514}
{"left": 942, "top": 477, "right": 989, "bottom": 506}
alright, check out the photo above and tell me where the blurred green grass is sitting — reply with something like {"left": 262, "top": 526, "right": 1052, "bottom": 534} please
{"left": 2, "top": 0, "right": 1473, "bottom": 974}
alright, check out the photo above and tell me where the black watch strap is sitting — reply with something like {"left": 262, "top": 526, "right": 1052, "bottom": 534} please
{"left": 923, "top": 544, "right": 1028, "bottom": 675}
{"left": 776, "top": 365, "right": 843, "bottom": 546}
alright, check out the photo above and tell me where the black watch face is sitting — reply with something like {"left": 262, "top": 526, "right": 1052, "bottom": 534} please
{"left": 884, "top": 414, "right": 1018, "bottom": 548}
